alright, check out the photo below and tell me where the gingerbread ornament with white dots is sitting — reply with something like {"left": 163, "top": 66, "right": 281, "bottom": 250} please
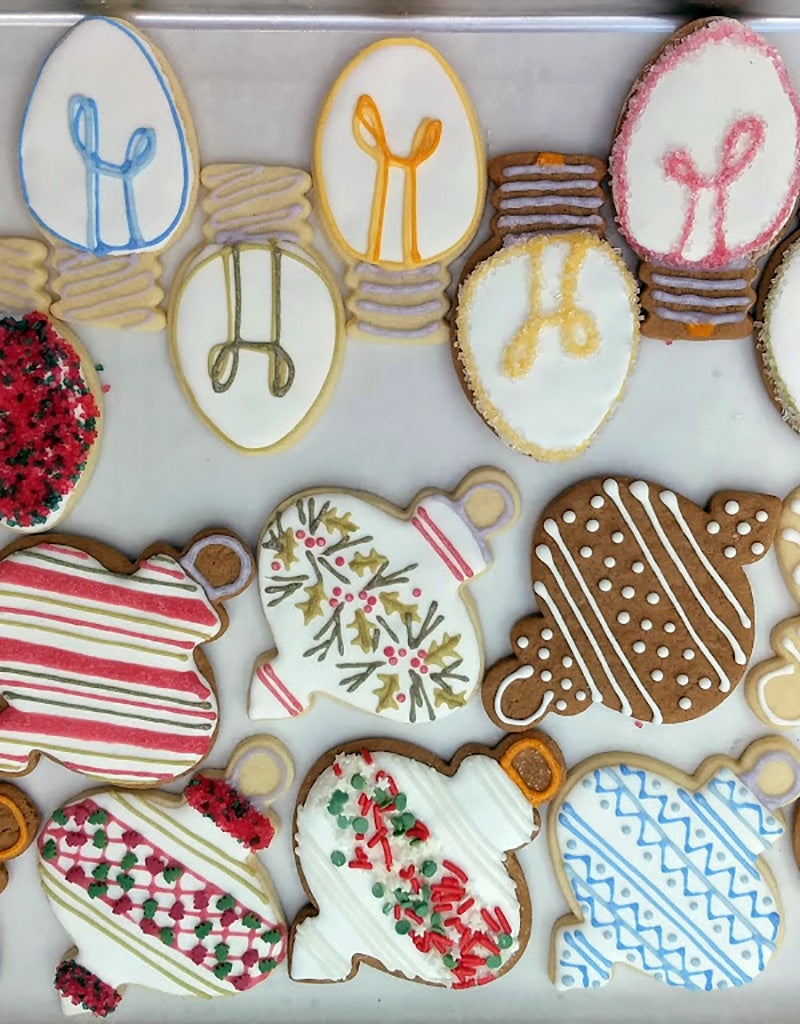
{"left": 549, "top": 737, "right": 800, "bottom": 992}
{"left": 249, "top": 469, "right": 519, "bottom": 724}
{"left": 483, "top": 476, "right": 779, "bottom": 727}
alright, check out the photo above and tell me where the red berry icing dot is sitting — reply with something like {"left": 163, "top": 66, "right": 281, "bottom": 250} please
{"left": 271, "top": 561, "right": 281, "bottom": 572}
{"left": 412, "top": 588, "right": 422, "bottom": 598}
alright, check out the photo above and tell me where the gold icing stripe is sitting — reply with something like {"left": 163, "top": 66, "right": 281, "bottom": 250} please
{"left": 50, "top": 245, "right": 165, "bottom": 330}
{"left": 0, "top": 238, "right": 50, "bottom": 312}
{"left": 201, "top": 164, "right": 313, "bottom": 248}
{"left": 41, "top": 870, "right": 224, "bottom": 998}
{"left": 0, "top": 733, "right": 194, "bottom": 769}
{"left": 113, "top": 793, "right": 264, "bottom": 900}
{"left": 2, "top": 614, "right": 190, "bottom": 662}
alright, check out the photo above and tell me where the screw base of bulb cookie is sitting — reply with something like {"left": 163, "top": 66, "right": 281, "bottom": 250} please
{"left": 344, "top": 261, "right": 450, "bottom": 344}
{"left": 639, "top": 260, "right": 758, "bottom": 341}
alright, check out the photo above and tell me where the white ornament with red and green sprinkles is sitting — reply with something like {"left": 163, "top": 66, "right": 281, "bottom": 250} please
{"left": 291, "top": 735, "right": 564, "bottom": 987}
{"left": 249, "top": 470, "right": 518, "bottom": 724}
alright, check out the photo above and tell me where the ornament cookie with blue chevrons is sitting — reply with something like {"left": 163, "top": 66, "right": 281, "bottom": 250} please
{"left": 549, "top": 737, "right": 800, "bottom": 992}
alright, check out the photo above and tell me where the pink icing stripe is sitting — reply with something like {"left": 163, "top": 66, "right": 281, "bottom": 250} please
{"left": 256, "top": 664, "right": 301, "bottom": 716}
{"left": 611, "top": 18, "right": 800, "bottom": 269}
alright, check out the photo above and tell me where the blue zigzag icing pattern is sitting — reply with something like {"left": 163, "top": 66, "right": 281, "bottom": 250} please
{"left": 554, "top": 764, "right": 782, "bottom": 992}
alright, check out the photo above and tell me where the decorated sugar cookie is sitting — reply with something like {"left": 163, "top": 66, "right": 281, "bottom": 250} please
{"left": 39, "top": 736, "right": 292, "bottom": 1016}
{"left": 169, "top": 165, "right": 344, "bottom": 452}
{"left": 754, "top": 228, "right": 800, "bottom": 432}
{"left": 0, "top": 529, "right": 252, "bottom": 784}
{"left": 746, "top": 484, "right": 800, "bottom": 727}
{"left": 453, "top": 152, "right": 639, "bottom": 460}
{"left": 19, "top": 16, "right": 199, "bottom": 329}
{"left": 610, "top": 17, "right": 800, "bottom": 340}
{"left": 314, "top": 37, "right": 485, "bottom": 344}
{"left": 249, "top": 469, "right": 519, "bottom": 724}
{"left": 549, "top": 738, "right": 800, "bottom": 991}
{"left": 291, "top": 732, "right": 564, "bottom": 987}
{"left": 0, "top": 781, "right": 39, "bottom": 894}
{"left": 1, "top": 311, "right": 102, "bottom": 532}
{"left": 483, "top": 476, "right": 779, "bottom": 727}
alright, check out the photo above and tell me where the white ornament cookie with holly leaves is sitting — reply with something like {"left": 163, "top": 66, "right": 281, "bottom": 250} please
{"left": 248, "top": 469, "right": 519, "bottom": 724}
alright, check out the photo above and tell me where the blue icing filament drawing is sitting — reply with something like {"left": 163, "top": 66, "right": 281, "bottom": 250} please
{"left": 548, "top": 738, "right": 800, "bottom": 992}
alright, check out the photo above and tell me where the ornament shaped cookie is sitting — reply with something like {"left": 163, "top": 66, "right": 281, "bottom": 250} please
{"left": 0, "top": 529, "right": 253, "bottom": 785}
{"left": 453, "top": 152, "right": 639, "bottom": 460}
{"left": 314, "top": 37, "right": 485, "bottom": 343}
{"left": 249, "top": 469, "right": 519, "bottom": 723}
{"left": 754, "top": 227, "right": 800, "bottom": 432}
{"left": 746, "top": 484, "right": 800, "bottom": 727}
{"left": 291, "top": 732, "right": 564, "bottom": 987}
{"left": 483, "top": 476, "right": 779, "bottom": 727}
{"left": 169, "top": 164, "right": 344, "bottom": 452}
{"left": 39, "top": 736, "right": 292, "bottom": 1016}
{"left": 0, "top": 304, "right": 102, "bottom": 534}
{"left": 610, "top": 18, "right": 800, "bottom": 340}
{"left": 19, "top": 16, "right": 199, "bottom": 329}
{"left": 0, "top": 781, "right": 39, "bottom": 894}
{"left": 549, "top": 738, "right": 800, "bottom": 991}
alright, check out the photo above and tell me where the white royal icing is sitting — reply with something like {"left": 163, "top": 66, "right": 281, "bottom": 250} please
{"left": 20, "top": 17, "right": 195, "bottom": 255}
{"left": 760, "top": 234, "right": 800, "bottom": 425}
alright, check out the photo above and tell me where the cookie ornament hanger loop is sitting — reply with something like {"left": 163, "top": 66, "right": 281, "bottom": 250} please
{"left": 0, "top": 792, "right": 32, "bottom": 862}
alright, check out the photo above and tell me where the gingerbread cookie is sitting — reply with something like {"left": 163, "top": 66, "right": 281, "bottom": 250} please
{"left": 746, "top": 484, "right": 800, "bottom": 727}
{"left": 549, "top": 737, "right": 800, "bottom": 991}
{"left": 314, "top": 37, "right": 485, "bottom": 344}
{"left": 19, "top": 16, "right": 199, "bottom": 330}
{"left": 453, "top": 152, "right": 639, "bottom": 460}
{"left": 610, "top": 17, "right": 800, "bottom": 340}
{"left": 39, "top": 736, "right": 292, "bottom": 1016}
{"left": 0, "top": 529, "right": 252, "bottom": 784}
{"left": 0, "top": 781, "right": 38, "bottom": 893}
{"left": 169, "top": 164, "right": 344, "bottom": 452}
{"left": 483, "top": 476, "right": 779, "bottom": 726}
{"left": 0, "top": 311, "right": 102, "bottom": 532}
{"left": 290, "top": 732, "right": 564, "bottom": 987}
{"left": 249, "top": 469, "right": 519, "bottom": 723}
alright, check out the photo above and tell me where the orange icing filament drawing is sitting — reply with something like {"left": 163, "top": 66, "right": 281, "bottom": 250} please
{"left": 352, "top": 94, "right": 442, "bottom": 265}
{"left": 501, "top": 235, "right": 601, "bottom": 379}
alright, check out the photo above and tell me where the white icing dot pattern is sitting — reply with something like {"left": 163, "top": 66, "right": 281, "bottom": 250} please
{"left": 724, "top": 501, "right": 740, "bottom": 515}
{"left": 586, "top": 519, "right": 600, "bottom": 533}
{"left": 563, "top": 510, "right": 577, "bottom": 524}
{"left": 706, "top": 521, "right": 720, "bottom": 535}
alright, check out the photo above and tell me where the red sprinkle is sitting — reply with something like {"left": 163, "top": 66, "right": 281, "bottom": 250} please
{"left": 367, "top": 827, "right": 387, "bottom": 849}
{"left": 457, "top": 898, "right": 475, "bottom": 916}
{"left": 348, "top": 859, "right": 372, "bottom": 870}
{"left": 332, "top": 763, "right": 343, "bottom": 777}
{"left": 381, "top": 837, "right": 393, "bottom": 871}
{"left": 495, "top": 907, "right": 511, "bottom": 934}
{"left": 394, "top": 905, "right": 401, "bottom": 921}
{"left": 481, "top": 909, "right": 500, "bottom": 932}
{"left": 361, "top": 750, "right": 373, "bottom": 766}
{"left": 443, "top": 860, "right": 468, "bottom": 883}
{"left": 405, "top": 909, "right": 424, "bottom": 925}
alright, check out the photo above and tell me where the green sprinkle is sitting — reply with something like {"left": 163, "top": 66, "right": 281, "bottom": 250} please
{"left": 371, "top": 883, "right": 385, "bottom": 899}
{"left": 143, "top": 898, "right": 158, "bottom": 919}
{"left": 88, "top": 809, "right": 108, "bottom": 825}
{"left": 498, "top": 933, "right": 513, "bottom": 950}
{"left": 337, "top": 815, "right": 349, "bottom": 829}
{"left": 42, "top": 838, "right": 57, "bottom": 861}
{"left": 431, "top": 912, "right": 442, "bottom": 928}
{"left": 160, "top": 928, "right": 175, "bottom": 946}
{"left": 394, "top": 919, "right": 411, "bottom": 935}
{"left": 195, "top": 922, "right": 213, "bottom": 939}
{"left": 442, "top": 954, "right": 457, "bottom": 969}
{"left": 330, "top": 850, "right": 346, "bottom": 867}
{"left": 486, "top": 955, "right": 502, "bottom": 969}
{"left": 421, "top": 860, "right": 437, "bottom": 878}
{"left": 393, "top": 793, "right": 407, "bottom": 811}
{"left": 120, "top": 852, "right": 137, "bottom": 871}
{"left": 374, "top": 788, "right": 391, "bottom": 806}
{"left": 352, "top": 816, "right": 369, "bottom": 833}
{"left": 215, "top": 943, "right": 230, "bottom": 962}
{"left": 163, "top": 865, "right": 183, "bottom": 883}
{"left": 95, "top": 364, "right": 104, "bottom": 372}
{"left": 351, "top": 773, "right": 364, "bottom": 790}
{"left": 92, "top": 863, "right": 110, "bottom": 881}
{"left": 117, "top": 873, "right": 135, "bottom": 892}
{"left": 414, "top": 902, "right": 429, "bottom": 917}
{"left": 327, "top": 790, "right": 349, "bottom": 815}
{"left": 52, "top": 809, "right": 68, "bottom": 826}
{"left": 214, "top": 962, "right": 232, "bottom": 980}
{"left": 92, "top": 829, "right": 107, "bottom": 849}
{"left": 87, "top": 882, "right": 107, "bottom": 898}
{"left": 242, "top": 913, "right": 262, "bottom": 930}
{"left": 216, "top": 894, "right": 235, "bottom": 911}
{"left": 258, "top": 959, "right": 277, "bottom": 974}
{"left": 400, "top": 811, "right": 415, "bottom": 830}
{"left": 262, "top": 929, "right": 281, "bottom": 945}
{"left": 382, "top": 903, "right": 392, "bottom": 915}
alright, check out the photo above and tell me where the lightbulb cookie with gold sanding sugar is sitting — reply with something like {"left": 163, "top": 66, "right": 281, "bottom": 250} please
{"left": 314, "top": 37, "right": 485, "bottom": 344}
{"left": 39, "top": 736, "right": 293, "bottom": 1016}
{"left": 453, "top": 151, "right": 639, "bottom": 461}
{"left": 249, "top": 469, "right": 519, "bottom": 724}
{"left": 610, "top": 17, "right": 800, "bottom": 341}
{"left": 290, "top": 731, "right": 565, "bottom": 988}
{"left": 483, "top": 476, "right": 779, "bottom": 728}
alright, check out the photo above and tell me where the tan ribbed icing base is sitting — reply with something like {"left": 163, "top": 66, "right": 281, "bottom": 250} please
{"left": 345, "top": 261, "right": 450, "bottom": 344}
{"left": 201, "top": 164, "right": 313, "bottom": 248}
{"left": 49, "top": 245, "right": 165, "bottom": 331}
{"left": 0, "top": 238, "right": 51, "bottom": 314}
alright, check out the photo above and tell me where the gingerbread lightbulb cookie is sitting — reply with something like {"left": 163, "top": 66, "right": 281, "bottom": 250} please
{"left": 483, "top": 476, "right": 779, "bottom": 727}
{"left": 453, "top": 153, "right": 639, "bottom": 460}
{"left": 0, "top": 781, "right": 38, "bottom": 894}
{"left": 0, "top": 529, "right": 253, "bottom": 784}
{"left": 610, "top": 18, "right": 800, "bottom": 340}
{"left": 290, "top": 732, "right": 564, "bottom": 987}
{"left": 249, "top": 469, "right": 519, "bottom": 724}
{"left": 550, "top": 738, "right": 800, "bottom": 991}
{"left": 314, "top": 37, "right": 485, "bottom": 343}
{"left": 39, "top": 736, "right": 293, "bottom": 1016}
{"left": 19, "top": 16, "right": 199, "bottom": 329}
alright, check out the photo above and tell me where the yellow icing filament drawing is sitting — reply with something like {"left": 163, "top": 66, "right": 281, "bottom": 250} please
{"left": 501, "top": 236, "right": 601, "bottom": 379}
{"left": 352, "top": 94, "right": 442, "bottom": 266}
